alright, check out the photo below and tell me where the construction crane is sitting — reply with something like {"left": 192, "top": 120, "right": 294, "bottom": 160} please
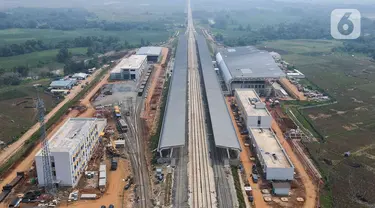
{"left": 36, "top": 88, "right": 56, "bottom": 195}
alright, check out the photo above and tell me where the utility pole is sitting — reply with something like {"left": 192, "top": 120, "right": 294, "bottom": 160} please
{"left": 36, "top": 89, "right": 56, "bottom": 195}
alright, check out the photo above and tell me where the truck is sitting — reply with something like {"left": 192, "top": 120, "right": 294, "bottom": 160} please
{"left": 0, "top": 185, "right": 12, "bottom": 202}
{"left": 0, "top": 172, "right": 25, "bottom": 202}
{"left": 9, "top": 172, "right": 24, "bottom": 187}
{"left": 244, "top": 186, "right": 252, "bottom": 196}
{"left": 8, "top": 197, "right": 21, "bottom": 207}
{"left": 111, "top": 157, "right": 118, "bottom": 171}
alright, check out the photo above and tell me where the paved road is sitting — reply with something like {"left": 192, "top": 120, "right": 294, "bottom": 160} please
{"left": 271, "top": 119, "right": 317, "bottom": 208}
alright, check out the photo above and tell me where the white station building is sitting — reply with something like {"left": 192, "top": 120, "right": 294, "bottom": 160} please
{"left": 234, "top": 89, "right": 272, "bottom": 128}
{"left": 248, "top": 128, "right": 294, "bottom": 181}
{"left": 35, "top": 118, "right": 107, "bottom": 187}
{"left": 110, "top": 55, "right": 148, "bottom": 81}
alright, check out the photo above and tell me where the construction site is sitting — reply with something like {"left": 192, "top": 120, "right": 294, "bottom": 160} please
{"left": 0, "top": 41, "right": 173, "bottom": 208}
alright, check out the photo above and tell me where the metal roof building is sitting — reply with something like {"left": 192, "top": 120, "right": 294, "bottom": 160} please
{"left": 50, "top": 80, "right": 77, "bottom": 89}
{"left": 110, "top": 55, "right": 148, "bottom": 81}
{"left": 196, "top": 35, "right": 240, "bottom": 151}
{"left": 234, "top": 89, "right": 272, "bottom": 128}
{"left": 158, "top": 35, "right": 188, "bottom": 153}
{"left": 137, "top": 47, "right": 162, "bottom": 62}
{"left": 216, "top": 46, "right": 285, "bottom": 95}
{"left": 110, "top": 55, "right": 147, "bottom": 73}
{"left": 248, "top": 128, "right": 294, "bottom": 181}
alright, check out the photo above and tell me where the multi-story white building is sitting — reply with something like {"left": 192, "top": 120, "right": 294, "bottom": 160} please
{"left": 234, "top": 88, "right": 272, "bottom": 128}
{"left": 248, "top": 128, "right": 294, "bottom": 181}
{"left": 35, "top": 118, "right": 107, "bottom": 187}
{"left": 110, "top": 55, "right": 148, "bottom": 81}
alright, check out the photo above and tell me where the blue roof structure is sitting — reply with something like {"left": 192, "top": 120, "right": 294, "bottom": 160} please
{"left": 50, "top": 80, "right": 76, "bottom": 88}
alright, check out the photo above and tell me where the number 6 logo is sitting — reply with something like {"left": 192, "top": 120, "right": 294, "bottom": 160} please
{"left": 331, "top": 9, "right": 361, "bottom": 40}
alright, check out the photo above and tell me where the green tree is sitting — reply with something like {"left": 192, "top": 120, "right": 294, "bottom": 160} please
{"left": 0, "top": 72, "right": 21, "bottom": 85}
{"left": 87, "top": 47, "right": 94, "bottom": 56}
{"left": 214, "top": 33, "right": 224, "bottom": 42}
{"left": 56, "top": 47, "right": 71, "bottom": 63}
{"left": 246, "top": 24, "right": 252, "bottom": 31}
{"left": 13, "top": 66, "right": 29, "bottom": 77}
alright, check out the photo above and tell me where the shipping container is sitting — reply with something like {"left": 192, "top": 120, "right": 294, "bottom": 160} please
{"left": 80, "top": 194, "right": 97, "bottom": 200}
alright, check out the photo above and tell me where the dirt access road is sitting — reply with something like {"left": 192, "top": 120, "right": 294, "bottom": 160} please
{"left": 60, "top": 159, "right": 133, "bottom": 208}
{"left": 279, "top": 78, "right": 307, "bottom": 101}
{"left": 271, "top": 120, "right": 317, "bottom": 208}
{"left": 0, "top": 69, "right": 103, "bottom": 168}
{"left": 143, "top": 47, "right": 169, "bottom": 120}
{"left": 225, "top": 97, "right": 269, "bottom": 208}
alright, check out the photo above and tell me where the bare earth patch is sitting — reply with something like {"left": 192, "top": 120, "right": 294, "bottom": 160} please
{"left": 355, "top": 106, "right": 369, "bottom": 111}
{"left": 342, "top": 123, "right": 358, "bottom": 131}
{"left": 308, "top": 113, "right": 332, "bottom": 120}
{"left": 330, "top": 109, "right": 346, "bottom": 115}
{"left": 351, "top": 97, "right": 364, "bottom": 103}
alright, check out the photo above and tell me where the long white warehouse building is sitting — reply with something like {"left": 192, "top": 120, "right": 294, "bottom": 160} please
{"left": 35, "top": 118, "right": 107, "bottom": 187}
{"left": 234, "top": 88, "right": 272, "bottom": 128}
{"left": 248, "top": 128, "right": 294, "bottom": 181}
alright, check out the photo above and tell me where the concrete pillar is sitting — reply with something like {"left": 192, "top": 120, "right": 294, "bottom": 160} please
{"left": 159, "top": 150, "right": 163, "bottom": 158}
{"left": 170, "top": 148, "right": 174, "bottom": 158}
{"left": 227, "top": 148, "right": 230, "bottom": 159}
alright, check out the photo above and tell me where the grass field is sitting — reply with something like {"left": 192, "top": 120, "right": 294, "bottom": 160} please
{"left": 257, "top": 39, "right": 375, "bottom": 208}
{"left": 0, "top": 79, "right": 58, "bottom": 145}
{"left": 0, "top": 47, "right": 87, "bottom": 70}
{"left": 0, "top": 28, "right": 171, "bottom": 46}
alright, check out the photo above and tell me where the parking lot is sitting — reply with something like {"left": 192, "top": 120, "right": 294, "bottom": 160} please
{"left": 93, "top": 82, "right": 137, "bottom": 107}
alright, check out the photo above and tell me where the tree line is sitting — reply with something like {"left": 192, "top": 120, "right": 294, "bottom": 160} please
{"left": 213, "top": 15, "right": 375, "bottom": 60}
{"left": 214, "top": 18, "right": 331, "bottom": 47}
{"left": 0, "top": 35, "right": 150, "bottom": 57}
{"left": 0, "top": 7, "right": 166, "bottom": 31}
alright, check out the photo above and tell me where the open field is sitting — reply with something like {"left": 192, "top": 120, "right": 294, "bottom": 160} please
{"left": 0, "top": 80, "right": 58, "bottom": 144}
{"left": 0, "top": 28, "right": 171, "bottom": 46}
{"left": 0, "top": 47, "right": 87, "bottom": 69}
{"left": 257, "top": 39, "right": 375, "bottom": 208}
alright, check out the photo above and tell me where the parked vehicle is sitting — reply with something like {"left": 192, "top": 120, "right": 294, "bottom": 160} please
{"left": 241, "top": 129, "right": 249, "bottom": 135}
{"left": 124, "top": 183, "right": 131, "bottom": 190}
{"left": 248, "top": 196, "right": 254, "bottom": 202}
{"left": 8, "top": 197, "right": 21, "bottom": 207}
{"left": 251, "top": 174, "right": 258, "bottom": 183}
{"left": 111, "top": 157, "right": 118, "bottom": 171}
{"left": 0, "top": 172, "right": 25, "bottom": 203}
{"left": 100, "top": 206, "right": 106, "bottom": 208}
{"left": 252, "top": 164, "right": 258, "bottom": 174}
{"left": 109, "top": 204, "right": 114, "bottom": 208}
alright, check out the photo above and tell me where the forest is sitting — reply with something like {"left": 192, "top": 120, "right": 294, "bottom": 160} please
{"left": 0, "top": 8, "right": 167, "bottom": 31}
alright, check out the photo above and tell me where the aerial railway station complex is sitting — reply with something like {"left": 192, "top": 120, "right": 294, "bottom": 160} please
{"left": 158, "top": 33, "right": 242, "bottom": 158}
{"left": 158, "top": 28, "right": 294, "bottom": 186}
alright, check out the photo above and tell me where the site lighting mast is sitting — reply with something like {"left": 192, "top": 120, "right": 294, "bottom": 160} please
{"left": 36, "top": 88, "right": 56, "bottom": 195}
